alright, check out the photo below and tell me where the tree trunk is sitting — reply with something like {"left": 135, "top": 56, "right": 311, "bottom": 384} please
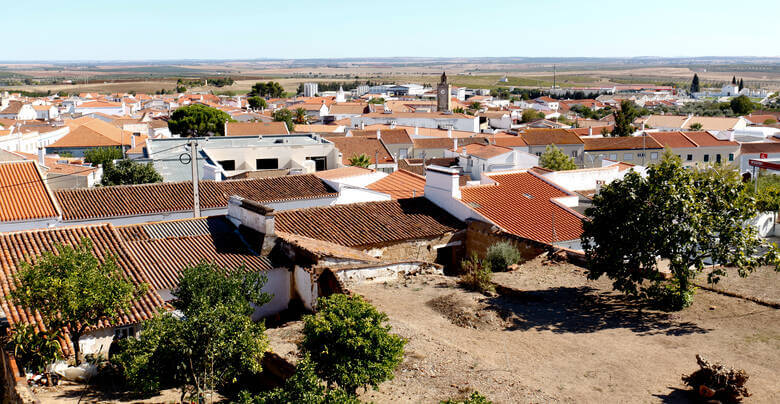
{"left": 71, "top": 331, "right": 82, "bottom": 366}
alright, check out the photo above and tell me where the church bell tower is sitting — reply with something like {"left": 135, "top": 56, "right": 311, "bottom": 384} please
{"left": 437, "top": 72, "right": 451, "bottom": 113}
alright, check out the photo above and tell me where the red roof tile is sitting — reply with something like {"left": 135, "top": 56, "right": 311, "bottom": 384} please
{"left": 521, "top": 129, "right": 583, "bottom": 145}
{"left": 328, "top": 136, "right": 395, "bottom": 165}
{"left": 460, "top": 171, "right": 583, "bottom": 244}
{"left": 0, "top": 161, "right": 59, "bottom": 222}
{"left": 583, "top": 136, "right": 662, "bottom": 151}
{"left": 647, "top": 132, "right": 698, "bottom": 148}
{"left": 366, "top": 170, "right": 426, "bottom": 199}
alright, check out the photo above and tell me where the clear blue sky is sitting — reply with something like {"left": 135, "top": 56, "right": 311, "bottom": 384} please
{"left": 4, "top": 0, "right": 779, "bottom": 61}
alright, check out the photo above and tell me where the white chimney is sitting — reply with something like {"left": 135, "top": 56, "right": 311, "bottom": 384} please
{"left": 641, "top": 121, "right": 645, "bottom": 131}
{"left": 376, "top": 129, "right": 381, "bottom": 140}
{"left": 588, "top": 127, "right": 593, "bottom": 136}
{"left": 447, "top": 128, "right": 452, "bottom": 138}
{"left": 38, "top": 147, "right": 45, "bottom": 166}
{"left": 224, "top": 120, "right": 229, "bottom": 136}
{"left": 360, "top": 122, "right": 365, "bottom": 130}
{"left": 424, "top": 165, "right": 462, "bottom": 206}
{"left": 453, "top": 138, "right": 458, "bottom": 150}
{"left": 414, "top": 126, "right": 419, "bottom": 135}
{"left": 130, "top": 134, "right": 136, "bottom": 149}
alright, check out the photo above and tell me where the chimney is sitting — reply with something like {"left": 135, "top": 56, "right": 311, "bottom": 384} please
{"left": 453, "top": 138, "right": 458, "bottom": 150}
{"left": 641, "top": 121, "right": 645, "bottom": 131}
{"left": 130, "top": 134, "right": 136, "bottom": 149}
{"left": 424, "top": 165, "right": 462, "bottom": 202}
{"left": 227, "top": 196, "right": 277, "bottom": 255}
{"left": 360, "top": 122, "right": 365, "bottom": 130}
{"left": 588, "top": 127, "right": 593, "bottom": 136}
{"left": 376, "top": 129, "right": 381, "bottom": 140}
{"left": 447, "top": 128, "right": 452, "bottom": 138}
{"left": 414, "top": 126, "right": 419, "bottom": 135}
{"left": 38, "top": 147, "right": 45, "bottom": 166}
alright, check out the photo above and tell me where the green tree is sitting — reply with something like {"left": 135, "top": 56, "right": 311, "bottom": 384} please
{"left": 582, "top": 152, "right": 780, "bottom": 310}
{"left": 294, "top": 107, "right": 309, "bottom": 124}
{"left": 101, "top": 159, "right": 163, "bottom": 186}
{"left": 368, "top": 97, "right": 385, "bottom": 104}
{"left": 248, "top": 96, "right": 267, "bottom": 110}
{"left": 690, "top": 74, "right": 700, "bottom": 93}
{"left": 168, "top": 104, "right": 234, "bottom": 137}
{"left": 115, "top": 262, "right": 271, "bottom": 400}
{"left": 235, "top": 356, "right": 359, "bottom": 404}
{"left": 10, "top": 239, "right": 146, "bottom": 365}
{"left": 731, "top": 76, "right": 737, "bottom": 85}
{"left": 469, "top": 101, "right": 482, "bottom": 111}
{"left": 611, "top": 100, "right": 639, "bottom": 137}
{"left": 459, "top": 253, "right": 494, "bottom": 293}
{"left": 272, "top": 108, "right": 295, "bottom": 132}
{"left": 348, "top": 153, "right": 371, "bottom": 168}
{"left": 301, "top": 294, "right": 406, "bottom": 394}
{"left": 521, "top": 109, "right": 545, "bottom": 123}
{"left": 539, "top": 144, "right": 577, "bottom": 171}
{"left": 250, "top": 81, "right": 283, "bottom": 98}
{"left": 689, "top": 122, "right": 703, "bottom": 131}
{"left": 84, "top": 147, "right": 123, "bottom": 167}
{"left": 738, "top": 78, "right": 744, "bottom": 91}
{"left": 730, "top": 95, "right": 753, "bottom": 115}
{"left": 8, "top": 324, "right": 63, "bottom": 374}
{"left": 453, "top": 107, "right": 465, "bottom": 114}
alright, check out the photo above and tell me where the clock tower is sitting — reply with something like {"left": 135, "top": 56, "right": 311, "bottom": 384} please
{"left": 436, "top": 72, "right": 451, "bottom": 113}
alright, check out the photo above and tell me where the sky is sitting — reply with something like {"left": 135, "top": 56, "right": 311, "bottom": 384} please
{"left": 3, "top": 0, "right": 779, "bottom": 61}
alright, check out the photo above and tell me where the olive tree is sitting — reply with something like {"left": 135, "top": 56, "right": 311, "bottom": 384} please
{"left": 582, "top": 152, "right": 780, "bottom": 310}
{"left": 539, "top": 144, "right": 577, "bottom": 171}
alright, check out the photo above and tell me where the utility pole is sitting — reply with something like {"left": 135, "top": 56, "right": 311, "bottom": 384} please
{"left": 189, "top": 139, "right": 201, "bottom": 217}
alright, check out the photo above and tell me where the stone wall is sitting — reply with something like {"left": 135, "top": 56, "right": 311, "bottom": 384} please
{"left": 0, "top": 350, "right": 36, "bottom": 404}
{"left": 465, "top": 220, "right": 547, "bottom": 261}
{"left": 360, "top": 231, "right": 465, "bottom": 263}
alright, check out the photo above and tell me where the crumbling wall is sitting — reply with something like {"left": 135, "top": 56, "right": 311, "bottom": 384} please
{"left": 360, "top": 232, "right": 465, "bottom": 263}
{"left": 465, "top": 220, "right": 546, "bottom": 261}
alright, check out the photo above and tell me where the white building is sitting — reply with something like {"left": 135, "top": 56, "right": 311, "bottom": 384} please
{"left": 303, "top": 82, "right": 319, "bottom": 97}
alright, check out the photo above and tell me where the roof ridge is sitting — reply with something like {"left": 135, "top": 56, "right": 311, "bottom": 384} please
{"left": 679, "top": 131, "right": 699, "bottom": 147}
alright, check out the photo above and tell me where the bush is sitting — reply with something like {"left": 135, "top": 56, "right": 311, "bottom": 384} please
{"left": 441, "top": 391, "right": 492, "bottom": 404}
{"left": 459, "top": 254, "right": 494, "bottom": 293}
{"left": 646, "top": 280, "right": 695, "bottom": 311}
{"left": 485, "top": 242, "right": 522, "bottom": 272}
{"left": 7, "top": 324, "right": 63, "bottom": 373}
{"left": 301, "top": 294, "right": 406, "bottom": 394}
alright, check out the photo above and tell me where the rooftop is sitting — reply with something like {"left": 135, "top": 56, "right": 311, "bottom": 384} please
{"left": 366, "top": 169, "right": 426, "bottom": 199}
{"left": 0, "top": 161, "right": 59, "bottom": 222}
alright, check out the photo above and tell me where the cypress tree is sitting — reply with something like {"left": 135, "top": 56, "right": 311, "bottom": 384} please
{"left": 738, "top": 78, "right": 744, "bottom": 91}
{"left": 690, "top": 74, "right": 700, "bottom": 93}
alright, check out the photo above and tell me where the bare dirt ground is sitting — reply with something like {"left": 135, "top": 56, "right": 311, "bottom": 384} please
{"left": 344, "top": 257, "right": 780, "bottom": 403}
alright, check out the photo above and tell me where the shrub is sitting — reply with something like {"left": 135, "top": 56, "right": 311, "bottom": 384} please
{"left": 459, "top": 254, "right": 494, "bottom": 293}
{"left": 485, "top": 241, "right": 522, "bottom": 272}
{"left": 7, "top": 324, "right": 63, "bottom": 373}
{"left": 441, "top": 391, "right": 492, "bottom": 404}
{"left": 301, "top": 294, "right": 406, "bottom": 394}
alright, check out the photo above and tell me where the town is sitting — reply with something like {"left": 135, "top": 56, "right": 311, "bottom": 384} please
{"left": 1, "top": 3, "right": 779, "bottom": 403}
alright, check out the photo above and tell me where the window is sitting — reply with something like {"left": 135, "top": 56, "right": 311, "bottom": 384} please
{"left": 218, "top": 160, "right": 235, "bottom": 170}
{"left": 650, "top": 152, "right": 658, "bottom": 160}
{"left": 306, "top": 156, "right": 327, "bottom": 171}
{"left": 624, "top": 153, "right": 633, "bottom": 161}
{"left": 637, "top": 152, "right": 645, "bottom": 158}
{"left": 703, "top": 154, "right": 710, "bottom": 162}
{"left": 399, "top": 148, "right": 408, "bottom": 159}
{"left": 728, "top": 153, "right": 734, "bottom": 161}
{"left": 716, "top": 154, "right": 722, "bottom": 163}
{"left": 686, "top": 154, "right": 693, "bottom": 161}
{"left": 114, "top": 326, "right": 136, "bottom": 340}
{"left": 571, "top": 150, "right": 578, "bottom": 158}
{"left": 609, "top": 153, "right": 618, "bottom": 160}
{"left": 535, "top": 152, "right": 542, "bottom": 157}
{"left": 256, "top": 158, "right": 279, "bottom": 170}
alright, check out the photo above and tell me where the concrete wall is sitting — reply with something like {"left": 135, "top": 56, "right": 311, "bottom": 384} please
{"left": 293, "top": 266, "right": 317, "bottom": 311}
{"left": 252, "top": 268, "right": 291, "bottom": 320}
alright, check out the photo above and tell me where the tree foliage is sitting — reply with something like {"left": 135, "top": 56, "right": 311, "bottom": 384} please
{"left": 272, "top": 108, "right": 295, "bottom": 132}
{"left": 611, "top": 100, "right": 640, "bottom": 137}
{"left": 248, "top": 96, "right": 267, "bottom": 110}
{"left": 249, "top": 81, "right": 284, "bottom": 98}
{"left": 168, "top": 104, "right": 234, "bottom": 137}
{"left": 294, "top": 107, "right": 309, "bottom": 124}
{"left": 521, "top": 109, "right": 545, "bottom": 123}
{"left": 690, "top": 74, "right": 700, "bottom": 93}
{"left": 235, "top": 356, "right": 359, "bottom": 404}
{"left": 84, "top": 147, "right": 123, "bottom": 167}
{"left": 301, "top": 294, "right": 406, "bottom": 394}
{"left": 730, "top": 95, "right": 753, "bottom": 115}
{"left": 10, "top": 238, "right": 145, "bottom": 365}
{"left": 115, "top": 262, "right": 271, "bottom": 400}
{"left": 689, "top": 122, "right": 703, "bottom": 131}
{"left": 348, "top": 153, "right": 371, "bottom": 168}
{"left": 582, "top": 152, "right": 780, "bottom": 310}
{"left": 101, "top": 159, "right": 163, "bottom": 186}
{"left": 7, "top": 324, "right": 63, "bottom": 373}
{"left": 539, "top": 144, "right": 577, "bottom": 171}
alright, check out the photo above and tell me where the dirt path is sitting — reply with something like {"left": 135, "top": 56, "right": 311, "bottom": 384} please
{"left": 351, "top": 257, "right": 780, "bottom": 403}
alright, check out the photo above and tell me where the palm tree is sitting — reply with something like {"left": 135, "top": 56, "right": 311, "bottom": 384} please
{"left": 294, "top": 107, "right": 309, "bottom": 124}
{"left": 348, "top": 153, "right": 371, "bottom": 168}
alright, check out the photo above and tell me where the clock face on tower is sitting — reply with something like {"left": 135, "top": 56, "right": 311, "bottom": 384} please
{"left": 439, "top": 89, "right": 446, "bottom": 95}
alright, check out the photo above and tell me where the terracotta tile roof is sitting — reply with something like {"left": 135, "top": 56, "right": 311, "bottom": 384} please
{"left": 360, "top": 124, "right": 477, "bottom": 138}
{"left": 745, "top": 114, "right": 778, "bottom": 125}
{"left": 521, "top": 129, "right": 583, "bottom": 145}
{"left": 683, "top": 116, "right": 743, "bottom": 131}
{"left": 76, "top": 101, "right": 122, "bottom": 109}
{"left": 0, "top": 161, "right": 59, "bottom": 222}
{"left": 0, "top": 101, "right": 24, "bottom": 115}
{"left": 274, "top": 198, "right": 464, "bottom": 247}
{"left": 569, "top": 126, "right": 614, "bottom": 136}
{"left": 54, "top": 174, "right": 336, "bottom": 221}
{"left": 583, "top": 136, "right": 663, "bottom": 151}
{"left": 275, "top": 230, "right": 379, "bottom": 262}
{"left": 50, "top": 118, "right": 140, "bottom": 148}
{"left": 15, "top": 152, "right": 99, "bottom": 177}
{"left": 647, "top": 132, "right": 697, "bottom": 148}
{"left": 314, "top": 166, "right": 375, "bottom": 180}
{"left": 226, "top": 121, "right": 289, "bottom": 136}
{"left": 740, "top": 142, "right": 780, "bottom": 154}
{"left": 492, "top": 136, "right": 528, "bottom": 147}
{"left": 116, "top": 217, "right": 273, "bottom": 291}
{"left": 328, "top": 136, "right": 395, "bottom": 165}
{"left": 460, "top": 171, "right": 584, "bottom": 244}
{"left": 413, "top": 137, "right": 486, "bottom": 150}
{"left": 329, "top": 104, "right": 367, "bottom": 115}
{"left": 366, "top": 170, "right": 426, "bottom": 199}
{"left": 457, "top": 143, "right": 513, "bottom": 159}
{"left": 680, "top": 131, "right": 739, "bottom": 147}
{"left": 349, "top": 129, "right": 412, "bottom": 145}
{"left": 293, "top": 124, "right": 344, "bottom": 133}
{"left": 361, "top": 111, "right": 474, "bottom": 120}
{"left": 641, "top": 115, "right": 689, "bottom": 129}
{"left": 0, "top": 224, "right": 165, "bottom": 355}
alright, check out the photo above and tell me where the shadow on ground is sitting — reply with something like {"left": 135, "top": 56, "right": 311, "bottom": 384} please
{"left": 487, "top": 285, "right": 709, "bottom": 336}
